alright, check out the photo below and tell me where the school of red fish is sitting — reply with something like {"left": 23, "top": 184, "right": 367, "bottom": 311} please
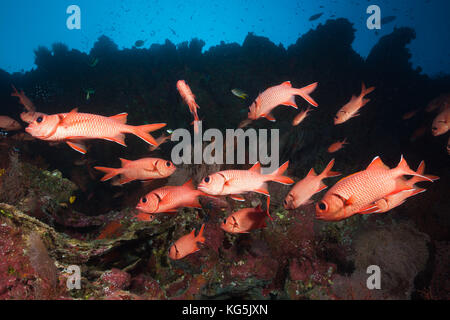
{"left": 3, "top": 80, "right": 447, "bottom": 260}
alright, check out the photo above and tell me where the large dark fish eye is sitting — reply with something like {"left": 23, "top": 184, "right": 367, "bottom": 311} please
{"left": 334, "top": 116, "right": 338, "bottom": 119}
{"left": 142, "top": 197, "right": 147, "bottom": 203}
{"left": 283, "top": 199, "right": 287, "bottom": 205}
{"left": 204, "top": 176, "right": 210, "bottom": 183}
{"left": 223, "top": 218, "right": 227, "bottom": 224}
{"left": 432, "top": 127, "right": 437, "bottom": 131}
{"left": 318, "top": 202, "right": 327, "bottom": 211}
{"left": 166, "top": 161, "right": 171, "bottom": 167}
{"left": 36, "top": 116, "right": 43, "bottom": 123}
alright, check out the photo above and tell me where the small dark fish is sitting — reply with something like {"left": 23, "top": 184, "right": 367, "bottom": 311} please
{"left": 309, "top": 12, "right": 323, "bottom": 21}
{"left": 135, "top": 40, "right": 145, "bottom": 47}
{"left": 381, "top": 16, "right": 396, "bottom": 25}
{"left": 169, "top": 28, "right": 176, "bottom": 36}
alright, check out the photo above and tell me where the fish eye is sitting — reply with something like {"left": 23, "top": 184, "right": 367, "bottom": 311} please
{"left": 204, "top": 176, "right": 210, "bottom": 183}
{"left": 432, "top": 127, "right": 437, "bottom": 131}
{"left": 36, "top": 116, "right": 43, "bottom": 123}
{"left": 142, "top": 197, "right": 147, "bottom": 203}
{"left": 318, "top": 201, "right": 327, "bottom": 211}
{"left": 166, "top": 161, "right": 171, "bottom": 167}
{"left": 223, "top": 218, "right": 227, "bottom": 224}
{"left": 283, "top": 199, "right": 287, "bottom": 205}
{"left": 334, "top": 116, "right": 338, "bottom": 119}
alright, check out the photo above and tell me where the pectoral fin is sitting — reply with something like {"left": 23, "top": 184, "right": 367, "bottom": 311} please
{"left": 66, "top": 140, "right": 87, "bottom": 154}
{"left": 230, "top": 195, "right": 245, "bottom": 201}
{"left": 281, "top": 96, "right": 298, "bottom": 109}
{"left": 261, "top": 113, "right": 276, "bottom": 122}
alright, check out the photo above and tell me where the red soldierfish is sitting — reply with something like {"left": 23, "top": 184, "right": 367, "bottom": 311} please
{"left": 11, "top": 85, "right": 35, "bottom": 112}
{"left": 25, "top": 108, "right": 166, "bottom": 154}
{"left": 426, "top": 93, "right": 450, "bottom": 113}
{"left": 134, "top": 212, "right": 156, "bottom": 222}
{"left": 136, "top": 179, "right": 209, "bottom": 214}
{"left": 247, "top": 81, "right": 318, "bottom": 122}
{"left": 148, "top": 133, "right": 172, "bottom": 151}
{"left": 11, "top": 85, "right": 47, "bottom": 124}
{"left": 402, "top": 110, "right": 419, "bottom": 120}
{"left": 374, "top": 161, "right": 439, "bottom": 213}
{"left": 292, "top": 107, "right": 313, "bottom": 126}
{"left": 315, "top": 155, "right": 433, "bottom": 221}
{"left": 197, "top": 161, "right": 294, "bottom": 201}
{"left": 0, "top": 116, "right": 21, "bottom": 131}
{"left": 94, "top": 158, "right": 176, "bottom": 185}
{"left": 284, "top": 159, "right": 340, "bottom": 210}
{"left": 327, "top": 138, "right": 348, "bottom": 153}
{"left": 431, "top": 107, "right": 450, "bottom": 136}
{"left": 177, "top": 80, "right": 200, "bottom": 132}
{"left": 168, "top": 224, "right": 205, "bottom": 260}
{"left": 221, "top": 198, "right": 272, "bottom": 233}
{"left": 334, "top": 83, "right": 375, "bottom": 125}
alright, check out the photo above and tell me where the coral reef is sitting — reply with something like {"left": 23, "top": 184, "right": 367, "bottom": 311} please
{"left": 0, "top": 18, "right": 448, "bottom": 300}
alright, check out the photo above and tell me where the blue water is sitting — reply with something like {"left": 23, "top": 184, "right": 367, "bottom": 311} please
{"left": 0, "top": 0, "right": 449, "bottom": 76}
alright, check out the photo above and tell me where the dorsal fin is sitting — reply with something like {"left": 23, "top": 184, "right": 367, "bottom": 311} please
{"left": 182, "top": 178, "right": 195, "bottom": 189}
{"left": 281, "top": 81, "right": 292, "bottom": 87}
{"left": 109, "top": 112, "right": 128, "bottom": 124}
{"left": 307, "top": 167, "right": 317, "bottom": 177}
{"left": 249, "top": 162, "right": 261, "bottom": 173}
{"left": 335, "top": 171, "right": 361, "bottom": 184}
{"left": 120, "top": 158, "right": 131, "bottom": 167}
{"left": 60, "top": 108, "right": 79, "bottom": 126}
{"left": 366, "top": 156, "right": 388, "bottom": 170}
{"left": 416, "top": 160, "right": 425, "bottom": 175}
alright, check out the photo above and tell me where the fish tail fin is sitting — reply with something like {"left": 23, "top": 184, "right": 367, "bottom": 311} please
{"left": 409, "top": 188, "right": 427, "bottom": 197}
{"left": 94, "top": 166, "right": 121, "bottom": 182}
{"left": 396, "top": 155, "right": 433, "bottom": 182}
{"left": 361, "top": 98, "right": 371, "bottom": 107}
{"left": 320, "top": 159, "right": 341, "bottom": 178}
{"left": 361, "top": 82, "right": 375, "bottom": 96}
{"left": 129, "top": 123, "right": 166, "bottom": 146}
{"left": 196, "top": 224, "right": 206, "bottom": 243}
{"left": 265, "top": 196, "right": 273, "bottom": 221}
{"left": 408, "top": 160, "right": 440, "bottom": 185}
{"left": 294, "top": 82, "right": 319, "bottom": 107}
{"left": 190, "top": 100, "right": 200, "bottom": 110}
{"left": 182, "top": 178, "right": 195, "bottom": 189}
{"left": 268, "top": 161, "right": 294, "bottom": 185}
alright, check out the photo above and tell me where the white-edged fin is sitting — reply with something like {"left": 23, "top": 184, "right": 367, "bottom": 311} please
{"left": 230, "top": 195, "right": 245, "bottom": 201}
{"left": 66, "top": 140, "right": 87, "bottom": 154}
